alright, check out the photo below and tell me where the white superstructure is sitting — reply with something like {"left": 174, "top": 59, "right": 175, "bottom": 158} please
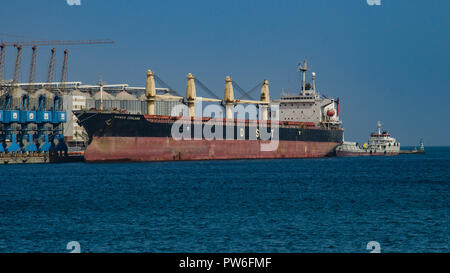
{"left": 366, "top": 121, "right": 400, "bottom": 153}
{"left": 275, "top": 61, "right": 341, "bottom": 128}
{"left": 336, "top": 121, "right": 400, "bottom": 156}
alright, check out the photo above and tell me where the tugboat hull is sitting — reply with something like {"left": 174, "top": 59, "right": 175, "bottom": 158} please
{"left": 336, "top": 150, "right": 399, "bottom": 157}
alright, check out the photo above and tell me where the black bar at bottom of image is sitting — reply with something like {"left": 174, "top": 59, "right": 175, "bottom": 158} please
{"left": 0, "top": 253, "right": 445, "bottom": 272}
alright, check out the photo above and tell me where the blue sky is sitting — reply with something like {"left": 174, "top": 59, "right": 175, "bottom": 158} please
{"left": 1, "top": 0, "right": 449, "bottom": 145}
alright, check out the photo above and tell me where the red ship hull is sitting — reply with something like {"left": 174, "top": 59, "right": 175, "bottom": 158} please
{"left": 84, "top": 136, "right": 339, "bottom": 162}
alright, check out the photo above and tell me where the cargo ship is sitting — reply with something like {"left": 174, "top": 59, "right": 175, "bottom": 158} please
{"left": 75, "top": 61, "right": 344, "bottom": 162}
{"left": 336, "top": 121, "right": 400, "bottom": 156}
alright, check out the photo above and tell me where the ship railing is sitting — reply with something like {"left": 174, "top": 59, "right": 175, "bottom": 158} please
{"left": 143, "top": 114, "right": 320, "bottom": 129}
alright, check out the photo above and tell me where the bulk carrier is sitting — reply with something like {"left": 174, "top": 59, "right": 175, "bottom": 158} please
{"left": 75, "top": 61, "right": 344, "bottom": 162}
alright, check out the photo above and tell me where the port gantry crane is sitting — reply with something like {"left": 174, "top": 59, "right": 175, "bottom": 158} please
{"left": 0, "top": 39, "right": 114, "bottom": 89}
{"left": 0, "top": 38, "right": 114, "bottom": 156}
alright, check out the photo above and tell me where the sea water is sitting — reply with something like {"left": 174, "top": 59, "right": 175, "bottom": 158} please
{"left": 0, "top": 147, "right": 448, "bottom": 252}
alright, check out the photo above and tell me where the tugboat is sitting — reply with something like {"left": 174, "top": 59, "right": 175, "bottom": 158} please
{"left": 336, "top": 121, "right": 400, "bottom": 156}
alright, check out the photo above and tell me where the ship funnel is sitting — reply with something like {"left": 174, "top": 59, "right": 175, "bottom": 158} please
{"left": 186, "top": 73, "right": 196, "bottom": 117}
{"left": 260, "top": 79, "right": 270, "bottom": 120}
{"left": 224, "top": 76, "right": 234, "bottom": 119}
{"left": 145, "top": 69, "right": 156, "bottom": 115}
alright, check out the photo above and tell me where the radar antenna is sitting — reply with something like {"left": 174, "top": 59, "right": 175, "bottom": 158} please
{"left": 377, "top": 121, "right": 382, "bottom": 135}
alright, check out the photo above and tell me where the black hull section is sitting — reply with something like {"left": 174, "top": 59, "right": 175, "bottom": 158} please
{"left": 75, "top": 111, "right": 344, "bottom": 144}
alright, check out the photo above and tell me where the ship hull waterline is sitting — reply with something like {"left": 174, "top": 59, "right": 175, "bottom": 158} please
{"left": 84, "top": 136, "right": 339, "bottom": 162}
{"left": 75, "top": 111, "right": 344, "bottom": 163}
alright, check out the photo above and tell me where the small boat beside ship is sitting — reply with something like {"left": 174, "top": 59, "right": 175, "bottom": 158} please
{"left": 399, "top": 139, "right": 425, "bottom": 154}
{"left": 336, "top": 121, "right": 400, "bottom": 156}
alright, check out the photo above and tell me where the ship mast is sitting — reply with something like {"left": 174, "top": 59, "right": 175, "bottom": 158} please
{"left": 298, "top": 60, "right": 308, "bottom": 95}
{"left": 377, "top": 121, "right": 382, "bottom": 135}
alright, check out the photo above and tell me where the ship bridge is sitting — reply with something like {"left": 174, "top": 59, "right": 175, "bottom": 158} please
{"left": 277, "top": 60, "right": 341, "bottom": 128}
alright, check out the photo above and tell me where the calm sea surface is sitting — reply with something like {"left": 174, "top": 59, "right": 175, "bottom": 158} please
{"left": 0, "top": 147, "right": 448, "bottom": 253}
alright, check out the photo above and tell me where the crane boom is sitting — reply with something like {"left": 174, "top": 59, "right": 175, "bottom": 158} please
{"left": 238, "top": 81, "right": 264, "bottom": 101}
{"left": 60, "top": 49, "right": 69, "bottom": 93}
{"left": 28, "top": 46, "right": 37, "bottom": 92}
{"left": 12, "top": 45, "right": 22, "bottom": 85}
{"left": 46, "top": 48, "right": 56, "bottom": 90}
{"left": 1, "top": 39, "right": 114, "bottom": 47}
{"left": 0, "top": 43, "right": 5, "bottom": 83}
{"left": 0, "top": 38, "right": 113, "bottom": 89}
